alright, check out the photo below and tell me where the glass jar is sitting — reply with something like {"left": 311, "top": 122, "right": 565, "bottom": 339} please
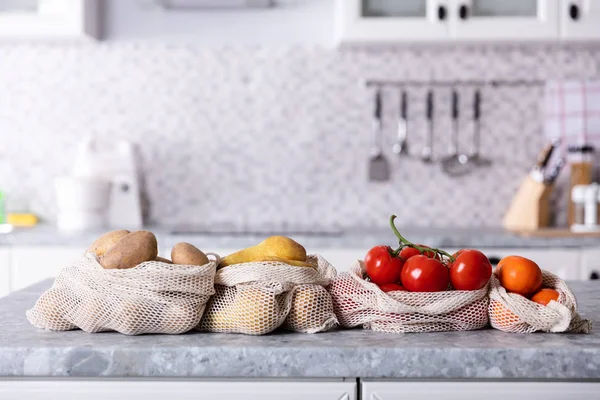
{"left": 568, "top": 145, "right": 596, "bottom": 226}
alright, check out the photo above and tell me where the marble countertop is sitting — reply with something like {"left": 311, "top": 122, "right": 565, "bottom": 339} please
{"left": 1, "top": 280, "right": 599, "bottom": 379}
{"left": 1, "top": 224, "right": 600, "bottom": 249}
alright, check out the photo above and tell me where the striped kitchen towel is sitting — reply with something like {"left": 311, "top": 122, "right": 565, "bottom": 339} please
{"left": 545, "top": 80, "right": 600, "bottom": 152}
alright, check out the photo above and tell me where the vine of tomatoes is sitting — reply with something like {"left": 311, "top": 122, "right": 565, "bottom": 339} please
{"left": 364, "top": 215, "right": 492, "bottom": 293}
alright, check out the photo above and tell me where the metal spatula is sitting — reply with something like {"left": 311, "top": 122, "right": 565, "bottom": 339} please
{"left": 393, "top": 89, "right": 409, "bottom": 156}
{"left": 369, "top": 87, "right": 390, "bottom": 182}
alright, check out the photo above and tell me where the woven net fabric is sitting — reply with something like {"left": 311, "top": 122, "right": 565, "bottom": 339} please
{"left": 26, "top": 253, "right": 217, "bottom": 335}
{"left": 198, "top": 254, "right": 338, "bottom": 335}
{"left": 328, "top": 260, "right": 489, "bottom": 333}
{"left": 488, "top": 270, "right": 592, "bottom": 333}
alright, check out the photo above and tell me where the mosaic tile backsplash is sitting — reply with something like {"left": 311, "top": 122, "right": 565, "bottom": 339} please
{"left": 0, "top": 43, "right": 599, "bottom": 230}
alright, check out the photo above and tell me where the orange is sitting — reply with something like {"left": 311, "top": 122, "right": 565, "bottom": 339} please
{"left": 497, "top": 255, "right": 542, "bottom": 297}
{"left": 531, "top": 288, "right": 560, "bottom": 306}
{"left": 490, "top": 301, "right": 519, "bottom": 326}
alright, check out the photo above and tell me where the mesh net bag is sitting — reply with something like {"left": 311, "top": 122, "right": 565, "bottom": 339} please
{"left": 27, "top": 252, "right": 217, "bottom": 335}
{"left": 488, "top": 269, "right": 592, "bottom": 333}
{"left": 329, "top": 260, "right": 489, "bottom": 333}
{"left": 198, "top": 254, "right": 338, "bottom": 335}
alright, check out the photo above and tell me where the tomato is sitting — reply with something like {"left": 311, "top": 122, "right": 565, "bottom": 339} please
{"left": 449, "top": 249, "right": 492, "bottom": 291}
{"left": 399, "top": 245, "right": 438, "bottom": 261}
{"left": 400, "top": 255, "right": 450, "bottom": 292}
{"left": 365, "top": 246, "right": 404, "bottom": 285}
{"left": 452, "top": 249, "right": 465, "bottom": 259}
{"left": 379, "top": 283, "right": 406, "bottom": 293}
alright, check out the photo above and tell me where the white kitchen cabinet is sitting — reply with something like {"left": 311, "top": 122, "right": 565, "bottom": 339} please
{"left": 336, "top": 0, "right": 570, "bottom": 43}
{"left": 560, "top": 0, "right": 600, "bottom": 40}
{"left": 0, "top": 379, "right": 356, "bottom": 400}
{"left": 160, "top": 248, "right": 236, "bottom": 265}
{"left": 335, "top": 0, "right": 451, "bottom": 43}
{"left": 0, "top": 248, "right": 10, "bottom": 298}
{"left": 579, "top": 248, "right": 600, "bottom": 281}
{"left": 362, "top": 381, "right": 599, "bottom": 400}
{"left": 313, "top": 249, "right": 363, "bottom": 273}
{"left": 10, "top": 246, "right": 82, "bottom": 292}
{"left": 0, "top": 0, "right": 98, "bottom": 39}
{"left": 449, "top": 247, "right": 581, "bottom": 280}
{"left": 162, "top": 247, "right": 359, "bottom": 273}
{"left": 452, "top": 0, "right": 560, "bottom": 40}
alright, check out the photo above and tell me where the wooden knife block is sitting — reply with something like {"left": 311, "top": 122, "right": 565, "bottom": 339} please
{"left": 503, "top": 176, "right": 554, "bottom": 232}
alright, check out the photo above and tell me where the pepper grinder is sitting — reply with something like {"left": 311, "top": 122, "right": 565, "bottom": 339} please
{"left": 571, "top": 183, "right": 600, "bottom": 233}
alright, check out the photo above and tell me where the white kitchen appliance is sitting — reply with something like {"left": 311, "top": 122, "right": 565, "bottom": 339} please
{"left": 72, "top": 139, "right": 144, "bottom": 229}
{"left": 54, "top": 176, "right": 111, "bottom": 232}
{"left": 571, "top": 183, "right": 600, "bottom": 233}
{"left": 161, "top": 0, "right": 274, "bottom": 8}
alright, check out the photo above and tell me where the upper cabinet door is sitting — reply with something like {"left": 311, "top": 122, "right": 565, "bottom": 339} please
{"left": 561, "top": 0, "right": 600, "bottom": 40}
{"left": 0, "top": 0, "right": 98, "bottom": 39}
{"left": 335, "top": 0, "right": 451, "bottom": 43}
{"left": 451, "top": 0, "right": 560, "bottom": 40}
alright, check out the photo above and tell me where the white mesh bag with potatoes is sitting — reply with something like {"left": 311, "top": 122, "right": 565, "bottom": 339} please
{"left": 197, "top": 236, "right": 338, "bottom": 335}
{"left": 27, "top": 230, "right": 217, "bottom": 335}
{"left": 329, "top": 260, "right": 489, "bottom": 333}
{"left": 489, "top": 269, "right": 592, "bottom": 334}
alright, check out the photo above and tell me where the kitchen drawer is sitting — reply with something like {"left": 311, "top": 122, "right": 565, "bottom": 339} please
{"left": 0, "top": 379, "right": 356, "bottom": 400}
{"left": 312, "top": 249, "right": 363, "bottom": 273}
{"left": 10, "top": 246, "right": 82, "bottom": 291}
{"left": 159, "top": 248, "right": 237, "bottom": 264}
{"left": 361, "top": 381, "right": 599, "bottom": 400}
{"left": 0, "top": 248, "right": 10, "bottom": 297}
{"left": 446, "top": 248, "right": 581, "bottom": 280}
{"left": 580, "top": 248, "right": 600, "bottom": 281}
{"left": 162, "top": 248, "right": 362, "bottom": 274}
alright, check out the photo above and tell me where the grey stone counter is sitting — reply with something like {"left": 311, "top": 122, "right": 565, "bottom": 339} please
{"left": 1, "top": 224, "right": 600, "bottom": 249}
{"left": 1, "top": 280, "right": 599, "bottom": 379}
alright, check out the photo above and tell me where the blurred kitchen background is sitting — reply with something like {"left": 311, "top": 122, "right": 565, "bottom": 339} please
{"left": 1, "top": 0, "right": 600, "bottom": 295}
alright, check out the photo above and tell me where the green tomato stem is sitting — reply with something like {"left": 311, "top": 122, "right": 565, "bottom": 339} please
{"left": 389, "top": 215, "right": 456, "bottom": 263}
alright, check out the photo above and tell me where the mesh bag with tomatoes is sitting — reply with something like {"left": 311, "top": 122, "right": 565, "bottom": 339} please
{"left": 329, "top": 216, "right": 491, "bottom": 333}
{"left": 489, "top": 267, "right": 592, "bottom": 333}
{"left": 197, "top": 255, "right": 338, "bottom": 335}
{"left": 329, "top": 260, "right": 490, "bottom": 333}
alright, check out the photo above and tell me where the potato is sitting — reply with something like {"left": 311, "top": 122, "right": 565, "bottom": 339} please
{"left": 163, "top": 303, "right": 203, "bottom": 333}
{"left": 171, "top": 242, "right": 209, "bottom": 266}
{"left": 87, "top": 229, "right": 130, "bottom": 257}
{"left": 114, "top": 301, "right": 161, "bottom": 335}
{"left": 232, "top": 288, "right": 280, "bottom": 335}
{"left": 72, "top": 296, "right": 111, "bottom": 333}
{"left": 99, "top": 230, "right": 158, "bottom": 270}
{"left": 155, "top": 256, "right": 173, "bottom": 264}
{"left": 286, "top": 285, "right": 333, "bottom": 330}
{"left": 30, "top": 288, "right": 78, "bottom": 331}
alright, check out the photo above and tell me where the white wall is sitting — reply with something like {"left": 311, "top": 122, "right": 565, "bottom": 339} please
{"left": 102, "top": 0, "right": 334, "bottom": 44}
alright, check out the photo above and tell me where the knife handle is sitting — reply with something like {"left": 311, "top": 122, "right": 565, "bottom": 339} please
{"left": 452, "top": 90, "right": 459, "bottom": 120}
{"left": 474, "top": 90, "right": 481, "bottom": 120}
{"left": 374, "top": 88, "right": 382, "bottom": 120}
{"left": 400, "top": 90, "right": 408, "bottom": 120}
{"left": 426, "top": 91, "right": 434, "bottom": 120}
{"left": 535, "top": 142, "right": 555, "bottom": 170}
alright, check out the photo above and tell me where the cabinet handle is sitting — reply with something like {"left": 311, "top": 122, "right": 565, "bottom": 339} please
{"left": 459, "top": 4, "right": 469, "bottom": 20}
{"left": 590, "top": 271, "right": 599, "bottom": 280}
{"left": 438, "top": 5, "right": 447, "bottom": 21}
{"left": 569, "top": 3, "right": 580, "bottom": 20}
{"left": 488, "top": 256, "right": 501, "bottom": 266}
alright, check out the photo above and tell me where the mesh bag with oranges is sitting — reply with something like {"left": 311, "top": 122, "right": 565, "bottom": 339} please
{"left": 329, "top": 260, "right": 489, "bottom": 333}
{"left": 489, "top": 263, "right": 592, "bottom": 333}
{"left": 26, "top": 253, "right": 218, "bottom": 335}
{"left": 197, "top": 255, "right": 338, "bottom": 335}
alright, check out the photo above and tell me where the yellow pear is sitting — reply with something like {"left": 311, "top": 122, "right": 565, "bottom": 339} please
{"left": 219, "top": 236, "right": 307, "bottom": 267}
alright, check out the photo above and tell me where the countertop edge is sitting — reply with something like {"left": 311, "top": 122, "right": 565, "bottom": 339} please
{"left": 2, "top": 346, "right": 600, "bottom": 379}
